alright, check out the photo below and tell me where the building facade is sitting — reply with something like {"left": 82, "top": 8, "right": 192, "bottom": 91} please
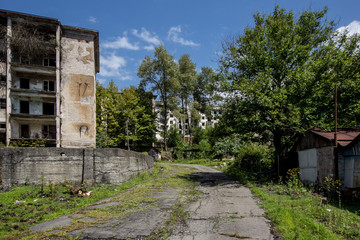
{"left": 0, "top": 10, "right": 99, "bottom": 147}
{"left": 153, "top": 101, "right": 221, "bottom": 142}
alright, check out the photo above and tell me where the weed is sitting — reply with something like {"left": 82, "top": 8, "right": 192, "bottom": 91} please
{"left": 322, "top": 177, "right": 342, "bottom": 208}
{"left": 250, "top": 183, "right": 360, "bottom": 239}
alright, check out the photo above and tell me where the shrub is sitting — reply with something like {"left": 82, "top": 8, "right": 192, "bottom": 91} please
{"left": 226, "top": 142, "right": 274, "bottom": 180}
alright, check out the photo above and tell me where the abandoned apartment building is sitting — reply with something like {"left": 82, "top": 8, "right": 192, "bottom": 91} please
{"left": 0, "top": 9, "right": 99, "bottom": 147}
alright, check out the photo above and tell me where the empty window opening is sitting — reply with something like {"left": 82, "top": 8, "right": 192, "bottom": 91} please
{"left": 20, "top": 78, "right": 30, "bottom": 89}
{"left": 43, "top": 58, "right": 56, "bottom": 67}
{"left": 0, "top": 99, "right": 5, "bottom": 109}
{"left": 20, "top": 56, "right": 30, "bottom": 65}
{"left": 202, "top": 123, "right": 205, "bottom": 126}
{"left": 170, "top": 121, "right": 173, "bottom": 125}
{"left": 0, "top": 123, "right": 5, "bottom": 128}
{"left": 0, "top": 76, "right": 6, "bottom": 86}
{"left": 20, "top": 100, "right": 29, "bottom": 114}
{"left": 43, "top": 102, "right": 55, "bottom": 115}
{"left": 20, "top": 124, "right": 30, "bottom": 138}
{"left": 43, "top": 80, "right": 55, "bottom": 91}
{"left": 42, "top": 125, "right": 56, "bottom": 139}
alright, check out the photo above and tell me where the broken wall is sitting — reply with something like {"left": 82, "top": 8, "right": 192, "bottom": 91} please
{"left": 60, "top": 29, "right": 96, "bottom": 148}
{"left": 0, "top": 148, "right": 154, "bottom": 190}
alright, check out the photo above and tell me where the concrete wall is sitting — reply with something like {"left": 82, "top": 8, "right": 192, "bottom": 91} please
{"left": 60, "top": 30, "right": 96, "bottom": 148}
{"left": 317, "top": 146, "right": 335, "bottom": 181}
{"left": 0, "top": 148, "right": 154, "bottom": 190}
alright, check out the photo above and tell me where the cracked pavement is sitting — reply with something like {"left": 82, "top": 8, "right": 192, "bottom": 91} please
{"left": 30, "top": 164, "right": 274, "bottom": 239}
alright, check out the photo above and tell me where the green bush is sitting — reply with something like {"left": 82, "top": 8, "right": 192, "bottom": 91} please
{"left": 226, "top": 143, "right": 273, "bottom": 179}
{"left": 9, "top": 138, "right": 46, "bottom": 147}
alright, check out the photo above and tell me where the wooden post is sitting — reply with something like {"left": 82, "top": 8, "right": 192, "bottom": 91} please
{"left": 334, "top": 85, "right": 339, "bottom": 179}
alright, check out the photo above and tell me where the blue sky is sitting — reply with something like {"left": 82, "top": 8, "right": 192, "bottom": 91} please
{"left": 2, "top": 0, "right": 360, "bottom": 89}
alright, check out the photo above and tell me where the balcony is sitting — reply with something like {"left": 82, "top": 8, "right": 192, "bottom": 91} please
{"left": 10, "top": 113, "right": 56, "bottom": 121}
{"left": 10, "top": 88, "right": 56, "bottom": 98}
{"left": 11, "top": 63, "right": 56, "bottom": 76}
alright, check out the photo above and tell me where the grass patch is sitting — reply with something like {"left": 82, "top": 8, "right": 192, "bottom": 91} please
{"left": 162, "top": 158, "right": 232, "bottom": 168}
{"left": 249, "top": 183, "right": 360, "bottom": 239}
{"left": 0, "top": 166, "right": 163, "bottom": 239}
{"left": 5, "top": 164, "right": 200, "bottom": 239}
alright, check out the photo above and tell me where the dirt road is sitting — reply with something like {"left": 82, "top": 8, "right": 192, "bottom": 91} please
{"left": 30, "top": 164, "right": 273, "bottom": 239}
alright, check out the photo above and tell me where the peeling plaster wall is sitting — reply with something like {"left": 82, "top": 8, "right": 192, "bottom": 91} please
{"left": 0, "top": 111, "right": 5, "bottom": 122}
{"left": 10, "top": 119, "right": 55, "bottom": 139}
{"left": 60, "top": 30, "right": 96, "bottom": 148}
{"left": 11, "top": 73, "right": 56, "bottom": 90}
{"left": 0, "top": 62, "right": 5, "bottom": 122}
{"left": 10, "top": 97, "right": 47, "bottom": 115}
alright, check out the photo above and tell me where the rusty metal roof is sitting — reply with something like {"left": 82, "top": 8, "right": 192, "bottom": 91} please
{"left": 311, "top": 129, "right": 360, "bottom": 147}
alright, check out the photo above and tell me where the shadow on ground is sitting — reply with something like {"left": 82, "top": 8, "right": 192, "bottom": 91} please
{"left": 181, "top": 171, "right": 240, "bottom": 188}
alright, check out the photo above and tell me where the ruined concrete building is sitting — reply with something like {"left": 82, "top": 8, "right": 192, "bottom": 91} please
{"left": 0, "top": 10, "right": 99, "bottom": 147}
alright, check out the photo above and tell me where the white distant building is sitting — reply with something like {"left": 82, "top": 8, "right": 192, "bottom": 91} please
{"left": 153, "top": 101, "right": 221, "bottom": 142}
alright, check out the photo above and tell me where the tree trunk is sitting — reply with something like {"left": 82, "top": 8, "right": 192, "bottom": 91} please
{"left": 273, "top": 132, "right": 282, "bottom": 178}
{"left": 163, "top": 101, "right": 168, "bottom": 152}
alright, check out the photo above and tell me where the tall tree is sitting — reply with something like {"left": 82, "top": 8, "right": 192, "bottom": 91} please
{"left": 194, "top": 67, "right": 217, "bottom": 119}
{"left": 219, "top": 6, "right": 339, "bottom": 164}
{"left": 96, "top": 82, "right": 155, "bottom": 150}
{"left": 137, "top": 45, "right": 179, "bottom": 151}
{"left": 119, "top": 86, "right": 155, "bottom": 151}
{"left": 177, "top": 54, "right": 197, "bottom": 137}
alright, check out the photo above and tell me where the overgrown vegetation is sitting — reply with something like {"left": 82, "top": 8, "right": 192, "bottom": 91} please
{"left": 1, "top": 164, "right": 200, "bottom": 239}
{"left": 8, "top": 138, "right": 47, "bottom": 147}
{"left": 10, "top": 21, "right": 56, "bottom": 62}
{"left": 0, "top": 167, "right": 158, "bottom": 238}
{"left": 96, "top": 83, "right": 155, "bottom": 151}
{"left": 249, "top": 174, "right": 360, "bottom": 240}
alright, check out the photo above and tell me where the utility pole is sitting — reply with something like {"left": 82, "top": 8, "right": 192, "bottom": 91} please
{"left": 334, "top": 85, "right": 339, "bottom": 179}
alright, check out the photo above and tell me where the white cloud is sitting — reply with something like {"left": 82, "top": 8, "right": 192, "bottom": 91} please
{"left": 337, "top": 20, "right": 360, "bottom": 36}
{"left": 132, "top": 28, "right": 161, "bottom": 50}
{"left": 102, "top": 34, "right": 140, "bottom": 50}
{"left": 99, "top": 54, "right": 132, "bottom": 80}
{"left": 132, "top": 28, "right": 161, "bottom": 45}
{"left": 144, "top": 45, "right": 155, "bottom": 51}
{"left": 167, "top": 26, "right": 200, "bottom": 47}
{"left": 88, "top": 16, "right": 97, "bottom": 23}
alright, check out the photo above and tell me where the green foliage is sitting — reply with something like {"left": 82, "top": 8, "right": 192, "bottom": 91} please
{"left": 213, "top": 135, "right": 243, "bottom": 159}
{"left": 138, "top": 45, "right": 179, "bottom": 151}
{"left": 225, "top": 143, "right": 273, "bottom": 180}
{"left": 0, "top": 165, "right": 167, "bottom": 238}
{"left": 167, "top": 126, "right": 183, "bottom": 149}
{"left": 250, "top": 182, "right": 360, "bottom": 239}
{"left": 96, "top": 81, "right": 155, "bottom": 150}
{"left": 9, "top": 138, "right": 46, "bottom": 147}
{"left": 194, "top": 67, "right": 218, "bottom": 116}
{"left": 321, "top": 177, "right": 342, "bottom": 207}
{"left": 219, "top": 5, "right": 360, "bottom": 160}
{"left": 284, "top": 168, "right": 306, "bottom": 196}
